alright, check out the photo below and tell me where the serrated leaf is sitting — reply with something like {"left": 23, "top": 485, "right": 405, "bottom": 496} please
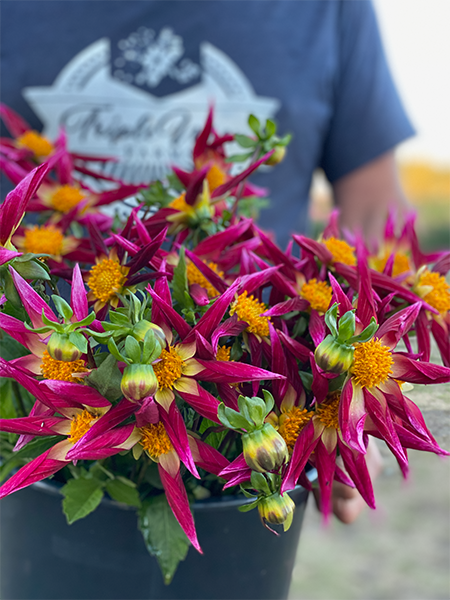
{"left": 106, "top": 478, "right": 141, "bottom": 507}
{"left": 86, "top": 354, "right": 123, "bottom": 402}
{"left": 62, "top": 477, "right": 105, "bottom": 524}
{"left": 138, "top": 494, "right": 190, "bottom": 585}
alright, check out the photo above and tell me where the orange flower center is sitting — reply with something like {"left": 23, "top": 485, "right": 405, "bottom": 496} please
{"left": 230, "top": 291, "right": 270, "bottom": 337}
{"left": 87, "top": 259, "right": 128, "bottom": 303}
{"left": 23, "top": 225, "right": 64, "bottom": 257}
{"left": 300, "top": 278, "right": 332, "bottom": 313}
{"left": 315, "top": 393, "right": 341, "bottom": 429}
{"left": 278, "top": 407, "right": 314, "bottom": 453}
{"left": 40, "top": 350, "right": 88, "bottom": 382}
{"left": 50, "top": 185, "right": 86, "bottom": 213}
{"left": 153, "top": 347, "right": 184, "bottom": 390}
{"left": 186, "top": 260, "right": 223, "bottom": 298}
{"left": 418, "top": 271, "right": 450, "bottom": 314}
{"left": 371, "top": 251, "right": 411, "bottom": 277}
{"left": 16, "top": 130, "right": 53, "bottom": 157}
{"left": 206, "top": 164, "right": 227, "bottom": 192}
{"left": 216, "top": 345, "right": 231, "bottom": 362}
{"left": 323, "top": 237, "right": 356, "bottom": 266}
{"left": 139, "top": 422, "right": 173, "bottom": 457}
{"left": 68, "top": 409, "right": 99, "bottom": 443}
{"left": 351, "top": 338, "right": 393, "bottom": 388}
{"left": 169, "top": 193, "right": 195, "bottom": 217}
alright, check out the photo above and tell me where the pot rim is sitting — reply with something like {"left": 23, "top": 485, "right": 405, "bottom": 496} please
{"left": 32, "top": 468, "right": 317, "bottom": 512}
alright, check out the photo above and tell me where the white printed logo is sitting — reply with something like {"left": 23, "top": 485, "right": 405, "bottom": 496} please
{"left": 23, "top": 30, "right": 280, "bottom": 184}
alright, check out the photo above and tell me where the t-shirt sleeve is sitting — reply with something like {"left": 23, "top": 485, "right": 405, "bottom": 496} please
{"left": 319, "top": 0, "right": 415, "bottom": 183}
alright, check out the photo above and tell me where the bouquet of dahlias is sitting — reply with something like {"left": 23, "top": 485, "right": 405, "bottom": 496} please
{"left": 0, "top": 105, "right": 449, "bottom": 584}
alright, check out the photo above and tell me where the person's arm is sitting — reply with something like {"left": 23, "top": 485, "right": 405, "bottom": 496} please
{"left": 332, "top": 150, "right": 410, "bottom": 241}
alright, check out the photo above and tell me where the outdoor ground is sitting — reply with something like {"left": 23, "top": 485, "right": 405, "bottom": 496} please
{"left": 288, "top": 364, "right": 450, "bottom": 600}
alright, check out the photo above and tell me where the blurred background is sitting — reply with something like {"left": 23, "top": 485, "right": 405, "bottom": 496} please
{"left": 310, "top": 0, "right": 450, "bottom": 253}
{"left": 295, "top": 2, "right": 450, "bottom": 599}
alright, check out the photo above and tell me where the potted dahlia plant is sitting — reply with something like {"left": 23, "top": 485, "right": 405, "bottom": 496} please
{"left": 0, "top": 106, "right": 449, "bottom": 600}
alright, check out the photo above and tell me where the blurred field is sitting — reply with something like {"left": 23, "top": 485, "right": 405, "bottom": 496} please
{"left": 289, "top": 449, "right": 450, "bottom": 600}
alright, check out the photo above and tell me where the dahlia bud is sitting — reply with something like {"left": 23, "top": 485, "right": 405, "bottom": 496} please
{"left": 132, "top": 320, "right": 166, "bottom": 347}
{"left": 47, "top": 332, "right": 83, "bottom": 362}
{"left": 258, "top": 491, "right": 295, "bottom": 529}
{"left": 121, "top": 363, "right": 158, "bottom": 402}
{"left": 314, "top": 334, "right": 354, "bottom": 374}
{"left": 264, "top": 145, "right": 286, "bottom": 166}
{"left": 242, "top": 423, "right": 288, "bottom": 473}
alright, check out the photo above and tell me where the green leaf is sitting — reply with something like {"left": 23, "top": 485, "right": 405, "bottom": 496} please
{"left": 337, "top": 310, "right": 356, "bottom": 342}
{"left": 52, "top": 295, "right": 74, "bottom": 321}
{"left": 125, "top": 335, "right": 142, "bottom": 363}
{"left": 233, "top": 134, "right": 257, "bottom": 148}
{"left": 61, "top": 477, "right": 105, "bottom": 524}
{"left": 265, "top": 119, "right": 276, "bottom": 138}
{"left": 248, "top": 114, "right": 261, "bottom": 137}
{"left": 106, "top": 479, "right": 141, "bottom": 507}
{"left": 325, "top": 303, "right": 339, "bottom": 338}
{"left": 238, "top": 499, "right": 260, "bottom": 513}
{"left": 348, "top": 317, "right": 379, "bottom": 345}
{"left": 298, "top": 371, "right": 313, "bottom": 390}
{"left": 69, "top": 332, "right": 88, "bottom": 354}
{"left": 278, "top": 133, "right": 292, "bottom": 146}
{"left": 224, "top": 152, "right": 254, "bottom": 163}
{"left": 172, "top": 247, "right": 191, "bottom": 310}
{"left": 138, "top": 494, "right": 190, "bottom": 585}
{"left": 86, "top": 354, "right": 123, "bottom": 402}
{"left": 262, "top": 390, "right": 275, "bottom": 415}
{"left": 218, "top": 403, "right": 250, "bottom": 431}
{"left": 199, "top": 418, "right": 226, "bottom": 449}
{"left": 0, "top": 331, "right": 29, "bottom": 361}
{"left": 14, "top": 259, "right": 50, "bottom": 281}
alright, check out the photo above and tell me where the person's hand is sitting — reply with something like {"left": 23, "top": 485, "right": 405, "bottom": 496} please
{"left": 313, "top": 437, "right": 384, "bottom": 524}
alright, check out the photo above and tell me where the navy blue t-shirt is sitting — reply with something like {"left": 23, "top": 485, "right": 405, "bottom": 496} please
{"left": 0, "top": 0, "right": 414, "bottom": 245}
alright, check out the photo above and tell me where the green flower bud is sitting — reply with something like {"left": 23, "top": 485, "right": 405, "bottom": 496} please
{"left": 264, "top": 145, "right": 286, "bottom": 166}
{"left": 314, "top": 334, "right": 354, "bottom": 374}
{"left": 132, "top": 320, "right": 166, "bottom": 346}
{"left": 47, "top": 332, "right": 82, "bottom": 362}
{"left": 121, "top": 363, "right": 158, "bottom": 402}
{"left": 258, "top": 491, "right": 295, "bottom": 529}
{"left": 242, "top": 423, "right": 288, "bottom": 473}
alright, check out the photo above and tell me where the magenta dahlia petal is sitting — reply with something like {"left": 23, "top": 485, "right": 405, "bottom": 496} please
{"left": 392, "top": 354, "right": 450, "bottom": 384}
{"left": 338, "top": 379, "right": 367, "bottom": 454}
{"left": 238, "top": 266, "right": 280, "bottom": 296}
{"left": 190, "top": 284, "right": 210, "bottom": 306}
{"left": 431, "top": 318, "right": 450, "bottom": 367}
{"left": 0, "top": 161, "right": 50, "bottom": 245}
{"left": 219, "top": 453, "right": 248, "bottom": 478}
{"left": 415, "top": 309, "right": 432, "bottom": 363}
{"left": 355, "top": 238, "right": 376, "bottom": 327}
{"left": 309, "top": 309, "right": 326, "bottom": 347}
{"left": 40, "top": 380, "right": 112, "bottom": 408}
{"left": 70, "top": 264, "right": 88, "bottom": 322}
{"left": 264, "top": 297, "right": 308, "bottom": 318}
{"left": 193, "top": 106, "right": 213, "bottom": 160}
{"left": 147, "top": 287, "right": 192, "bottom": 340}
{"left": 395, "top": 423, "right": 449, "bottom": 455}
{"left": 0, "top": 415, "right": 65, "bottom": 436}
{"left": 9, "top": 267, "right": 57, "bottom": 327}
{"left": 68, "top": 424, "right": 137, "bottom": 460}
{"left": 177, "top": 384, "right": 221, "bottom": 424}
{"left": 281, "top": 419, "right": 318, "bottom": 494}
{"left": 293, "top": 235, "right": 333, "bottom": 264}
{"left": 158, "top": 465, "right": 202, "bottom": 553}
{"left": 363, "top": 388, "right": 408, "bottom": 477}
{"left": 211, "top": 150, "right": 274, "bottom": 198}
{"left": 211, "top": 314, "right": 247, "bottom": 353}
{"left": 0, "top": 154, "right": 30, "bottom": 185}
{"left": 277, "top": 330, "right": 311, "bottom": 363}
{"left": 314, "top": 439, "right": 337, "bottom": 523}
{"left": 189, "top": 437, "right": 230, "bottom": 476}
{"left": 193, "top": 219, "right": 253, "bottom": 258}
{"left": 187, "top": 281, "right": 240, "bottom": 343}
{"left": 215, "top": 383, "right": 239, "bottom": 411}
{"left": 310, "top": 353, "right": 330, "bottom": 404}
{"left": 328, "top": 273, "right": 354, "bottom": 314}
{"left": 185, "top": 249, "right": 227, "bottom": 294}
{"left": 377, "top": 303, "right": 421, "bottom": 349}
{"left": 337, "top": 438, "right": 375, "bottom": 509}
{"left": 94, "top": 184, "right": 145, "bottom": 207}
{"left": 0, "top": 247, "right": 22, "bottom": 266}
{"left": 432, "top": 251, "right": 450, "bottom": 276}
{"left": 0, "top": 104, "right": 31, "bottom": 137}
{"left": 0, "top": 447, "right": 67, "bottom": 500}
{"left": 196, "top": 359, "right": 285, "bottom": 384}
{"left": 160, "top": 403, "right": 200, "bottom": 479}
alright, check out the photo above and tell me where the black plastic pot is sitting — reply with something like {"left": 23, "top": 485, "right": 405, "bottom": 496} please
{"left": 1, "top": 481, "right": 310, "bottom": 600}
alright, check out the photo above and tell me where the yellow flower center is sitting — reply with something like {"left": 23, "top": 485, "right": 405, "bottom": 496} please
{"left": 23, "top": 225, "right": 64, "bottom": 257}
{"left": 68, "top": 409, "right": 99, "bottom": 443}
{"left": 216, "top": 345, "right": 231, "bottom": 362}
{"left": 206, "top": 164, "right": 227, "bottom": 192}
{"left": 16, "top": 130, "right": 53, "bottom": 157}
{"left": 371, "top": 251, "right": 411, "bottom": 278}
{"left": 323, "top": 237, "right": 356, "bottom": 266}
{"left": 315, "top": 392, "right": 341, "bottom": 429}
{"left": 351, "top": 338, "right": 393, "bottom": 388}
{"left": 87, "top": 259, "right": 128, "bottom": 303}
{"left": 40, "top": 350, "right": 88, "bottom": 382}
{"left": 278, "top": 407, "right": 314, "bottom": 453}
{"left": 169, "top": 193, "right": 195, "bottom": 217}
{"left": 229, "top": 291, "right": 270, "bottom": 337}
{"left": 50, "top": 185, "right": 86, "bottom": 213}
{"left": 300, "top": 278, "right": 332, "bottom": 313}
{"left": 418, "top": 271, "right": 450, "bottom": 314}
{"left": 153, "top": 347, "right": 184, "bottom": 390}
{"left": 139, "top": 422, "right": 173, "bottom": 457}
{"left": 186, "top": 260, "right": 223, "bottom": 298}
